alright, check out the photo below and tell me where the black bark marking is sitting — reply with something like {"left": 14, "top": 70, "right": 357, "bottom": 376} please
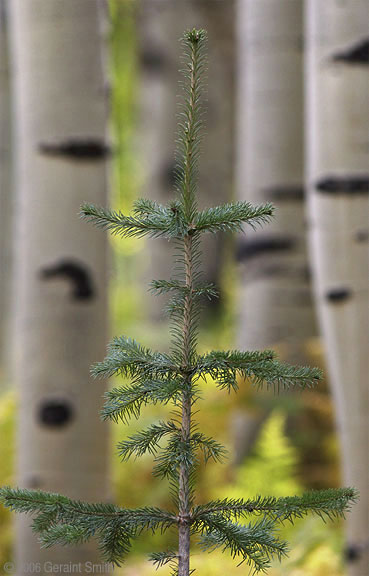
{"left": 325, "top": 288, "right": 352, "bottom": 303}
{"left": 38, "top": 399, "right": 74, "bottom": 429}
{"left": 26, "top": 476, "right": 42, "bottom": 489}
{"left": 355, "top": 229, "right": 369, "bottom": 243}
{"left": 140, "top": 47, "right": 168, "bottom": 73}
{"left": 333, "top": 38, "right": 369, "bottom": 65}
{"left": 40, "top": 259, "right": 95, "bottom": 301}
{"left": 263, "top": 186, "right": 305, "bottom": 201}
{"left": 345, "top": 545, "right": 362, "bottom": 563}
{"left": 315, "top": 176, "right": 369, "bottom": 196}
{"left": 236, "top": 236, "right": 296, "bottom": 261}
{"left": 38, "top": 138, "right": 111, "bottom": 161}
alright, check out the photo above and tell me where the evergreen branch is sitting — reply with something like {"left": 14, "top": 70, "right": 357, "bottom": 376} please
{"left": 149, "top": 550, "right": 178, "bottom": 569}
{"left": 101, "top": 379, "right": 183, "bottom": 423}
{"left": 164, "top": 294, "right": 187, "bottom": 319}
{"left": 190, "top": 432, "right": 227, "bottom": 463}
{"left": 38, "top": 523, "right": 93, "bottom": 548}
{"left": 243, "top": 361, "right": 322, "bottom": 392}
{"left": 91, "top": 336, "right": 178, "bottom": 380}
{"left": 196, "top": 350, "right": 276, "bottom": 392}
{"left": 198, "top": 350, "right": 276, "bottom": 375}
{"left": 98, "top": 519, "right": 134, "bottom": 564}
{"left": 153, "top": 433, "right": 196, "bottom": 480}
{"left": 0, "top": 487, "right": 177, "bottom": 565}
{"left": 117, "top": 421, "right": 178, "bottom": 461}
{"left": 192, "top": 488, "right": 359, "bottom": 525}
{"left": 132, "top": 198, "right": 172, "bottom": 218}
{"left": 192, "top": 283, "right": 219, "bottom": 300}
{"left": 197, "top": 350, "right": 322, "bottom": 392}
{"left": 194, "top": 201, "right": 274, "bottom": 235}
{"left": 198, "top": 515, "right": 288, "bottom": 574}
{"left": 273, "top": 488, "right": 359, "bottom": 522}
{"left": 133, "top": 199, "right": 189, "bottom": 237}
{"left": 150, "top": 279, "right": 186, "bottom": 295}
{"left": 0, "top": 487, "right": 176, "bottom": 528}
{"left": 80, "top": 201, "right": 185, "bottom": 240}
{"left": 40, "top": 520, "right": 133, "bottom": 565}
{"left": 150, "top": 279, "right": 218, "bottom": 301}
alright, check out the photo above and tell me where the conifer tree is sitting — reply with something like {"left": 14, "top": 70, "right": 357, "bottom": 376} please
{"left": 0, "top": 29, "right": 358, "bottom": 576}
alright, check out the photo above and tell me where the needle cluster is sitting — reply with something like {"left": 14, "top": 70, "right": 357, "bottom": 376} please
{"left": 0, "top": 29, "right": 357, "bottom": 576}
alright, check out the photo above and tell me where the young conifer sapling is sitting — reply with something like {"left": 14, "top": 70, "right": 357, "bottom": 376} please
{"left": 0, "top": 29, "right": 358, "bottom": 576}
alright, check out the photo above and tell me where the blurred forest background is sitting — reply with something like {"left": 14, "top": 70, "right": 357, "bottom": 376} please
{"left": 0, "top": 1, "right": 368, "bottom": 575}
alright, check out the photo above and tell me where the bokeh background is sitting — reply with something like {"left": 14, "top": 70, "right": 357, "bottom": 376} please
{"left": 0, "top": 1, "right": 368, "bottom": 575}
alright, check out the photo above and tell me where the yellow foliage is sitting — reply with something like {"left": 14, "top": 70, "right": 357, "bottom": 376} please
{"left": 219, "top": 411, "right": 301, "bottom": 500}
{"left": 0, "top": 391, "right": 15, "bottom": 566}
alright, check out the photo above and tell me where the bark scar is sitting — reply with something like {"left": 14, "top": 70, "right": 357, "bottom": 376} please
{"left": 236, "top": 236, "right": 296, "bottom": 261}
{"left": 38, "top": 399, "right": 74, "bottom": 429}
{"left": 40, "top": 259, "right": 95, "bottom": 301}
{"left": 263, "top": 185, "right": 305, "bottom": 201}
{"left": 332, "top": 38, "right": 369, "bottom": 65}
{"left": 325, "top": 288, "right": 352, "bottom": 303}
{"left": 38, "top": 138, "right": 111, "bottom": 161}
{"left": 315, "top": 176, "right": 369, "bottom": 196}
{"left": 140, "top": 47, "right": 168, "bottom": 73}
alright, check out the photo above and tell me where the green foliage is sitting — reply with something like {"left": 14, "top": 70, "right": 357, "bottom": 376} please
{"left": 194, "top": 489, "right": 358, "bottom": 527}
{"left": 0, "top": 28, "right": 357, "bottom": 576}
{"left": 195, "top": 202, "right": 274, "bottom": 235}
{"left": 225, "top": 412, "right": 301, "bottom": 499}
{"left": 197, "top": 351, "right": 322, "bottom": 393}
{"left": 0, "top": 487, "right": 176, "bottom": 565}
{"left": 199, "top": 517, "right": 288, "bottom": 573}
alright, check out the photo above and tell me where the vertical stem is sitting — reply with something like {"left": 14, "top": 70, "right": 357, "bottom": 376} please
{"left": 177, "top": 31, "right": 202, "bottom": 576}
{"left": 178, "top": 234, "right": 193, "bottom": 576}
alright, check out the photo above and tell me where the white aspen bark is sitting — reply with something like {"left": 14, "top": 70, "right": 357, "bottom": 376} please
{"left": 138, "top": 0, "right": 235, "bottom": 317}
{"left": 9, "top": 1, "right": 111, "bottom": 572}
{"left": 305, "top": 2, "right": 369, "bottom": 573}
{"left": 235, "top": 0, "right": 316, "bottom": 462}
{"left": 236, "top": 0, "right": 315, "bottom": 360}
{"left": 0, "top": 0, "right": 12, "bottom": 385}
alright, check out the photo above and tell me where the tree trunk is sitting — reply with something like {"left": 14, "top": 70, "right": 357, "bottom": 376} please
{"left": 235, "top": 0, "right": 316, "bottom": 462}
{"left": 305, "top": 2, "right": 369, "bottom": 573}
{"left": 0, "top": 0, "right": 12, "bottom": 386}
{"left": 137, "top": 0, "right": 235, "bottom": 318}
{"left": 9, "top": 1, "right": 111, "bottom": 572}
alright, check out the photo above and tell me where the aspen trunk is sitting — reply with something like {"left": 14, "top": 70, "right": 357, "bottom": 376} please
{"left": 9, "top": 1, "right": 110, "bottom": 572}
{"left": 138, "top": 0, "right": 235, "bottom": 317}
{"left": 236, "top": 0, "right": 314, "bottom": 360}
{"left": 235, "top": 0, "right": 316, "bottom": 462}
{"left": 305, "top": 2, "right": 369, "bottom": 573}
{"left": 0, "top": 0, "right": 12, "bottom": 385}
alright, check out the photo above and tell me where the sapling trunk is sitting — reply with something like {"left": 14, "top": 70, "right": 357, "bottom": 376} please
{"left": 178, "top": 237, "right": 193, "bottom": 576}
{"left": 178, "top": 42, "right": 197, "bottom": 573}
